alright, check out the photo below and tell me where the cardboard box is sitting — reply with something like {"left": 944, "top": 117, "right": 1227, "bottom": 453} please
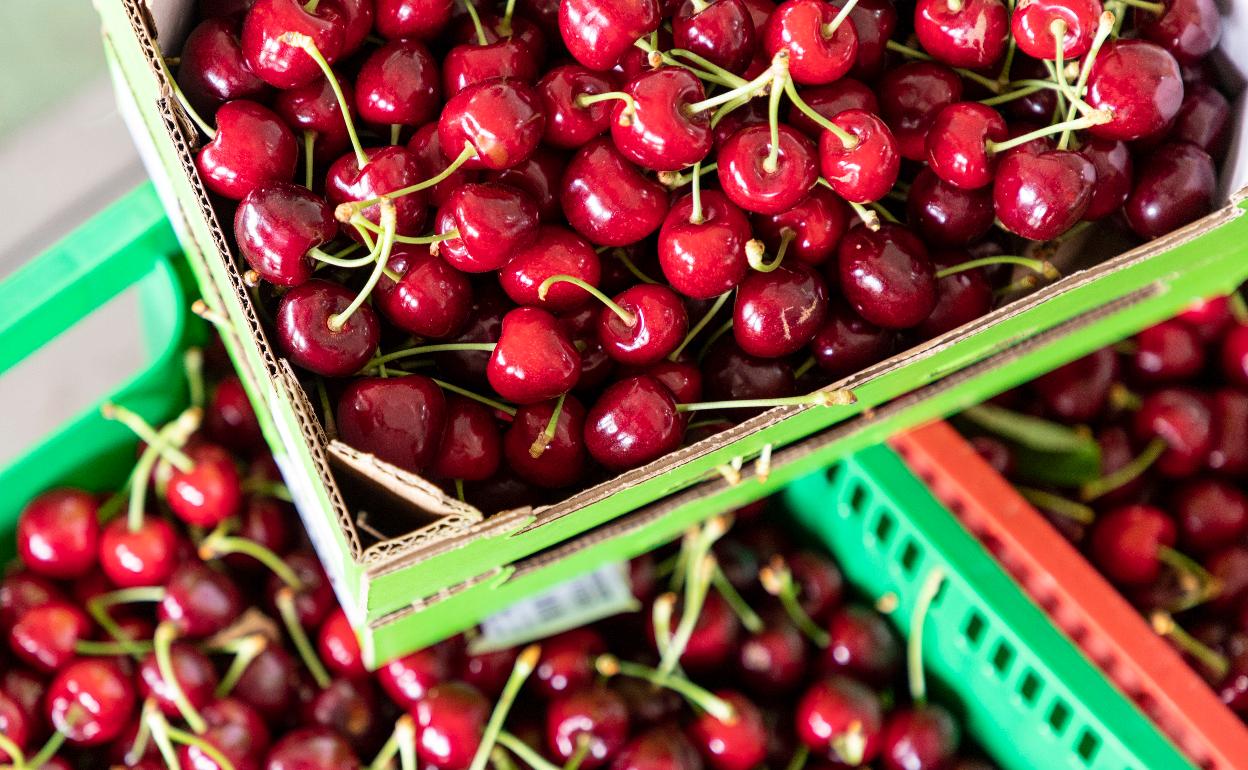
{"left": 97, "top": 0, "right": 1248, "bottom": 665}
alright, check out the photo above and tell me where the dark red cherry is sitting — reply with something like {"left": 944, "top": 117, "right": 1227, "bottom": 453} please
{"left": 304, "top": 677, "right": 384, "bottom": 753}
{"left": 408, "top": 122, "right": 480, "bottom": 207}
{"left": 1177, "top": 295, "right": 1233, "bottom": 341}
{"left": 1171, "top": 83, "right": 1231, "bottom": 157}
{"left": 429, "top": 393, "right": 500, "bottom": 482}
{"left": 234, "top": 183, "right": 335, "bottom": 287}
{"left": 718, "top": 124, "right": 818, "bottom": 215}
{"left": 268, "top": 550, "right": 334, "bottom": 628}
{"left": 503, "top": 395, "right": 588, "bottom": 488}
{"left": 325, "top": 145, "right": 428, "bottom": 238}
{"left": 1208, "top": 388, "right": 1248, "bottom": 476}
{"left": 833, "top": 0, "right": 896, "bottom": 79}
{"left": 159, "top": 562, "right": 244, "bottom": 639}
{"left": 166, "top": 443, "right": 242, "bottom": 528}
{"left": 1011, "top": 0, "right": 1102, "bottom": 60}
{"left": 355, "top": 39, "right": 440, "bottom": 128}
{"left": 224, "top": 497, "right": 293, "bottom": 575}
{"left": 501, "top": 226, "right": 602, "bottom": 311}
{"left": 267, "top": 726, "right": 360, "bottom": 770}
{"left": 233, "top": 646, "right": 300, "bottom": 723}
{"left": 241, "top": 0, "right": 344, "bottom": 88}
{"left": 532, "top": 628, "right": 605, "bottom": 698}
{"left": 489, "top": 307, "right": 581, "bottom": 404}
{"left": 1137, "top": 0, "right": 1221, "bottom": 64}
{"left": 838, "top": 224, "right": 937, "bottom": 329}
{"left": 1175, "top": 478, "right": 1248, "bottom": 556}
{"left": 439, "top": 77, "right": 545, "bottom": 171}
{"left": 674, "top": 0, "right": 757, "bottom": 73}
{"left": 915, "top": 252, "right": 993, "bottom": 339}
{"left": 597, "top": 284, "right": 688, "bottom": 366}
{"left": 585, "top": 375, "right": 683, "bottom": 470}
{"left": 547, "top": 686, "right": 631, "bottom": 769}
{"left": 336, "top": 375, "right": 447, "bottom": 473}
{"left": 821, "top": 604, "right": 901, "bottom": 686}
{"left": 689, "top": 691, "right": 767, "bottom": 770}
{"left": 638, "top": 360, "right": 704, "bottom": 403}
{"left": 994, "top": 150, "right": 1097, "bottom": 241}
{"left": 612, "top": 67, "right": 712, "bottom": 172}
{"left": 734, "top": 263, "right": 828, "bottom": 358}
{"left": 811, "top": 301, "right": 895, "bottom": 380}
{"left": 704, "top": 338, "right": 797, "bottom": 404}
{"left": 489, "top": 147, "right": 569, "bottom": 223}
{"left": 1002, "top": 56, "right": 1060, "bottom": 123}
{"left": 562, "top": 138, "right": 668, "bottom": 246}
{"left": 1089, "top": 504, "right": 1176, "bottom": 585}
{"left": 1077, "top": 136, "right": 1133, "bottom": 221}
{"left": 926, "top": 103, "right": 1008, "bottom": 191}
{"left": 539, "top": 65, "right": 616, "bottom": 149}
{"left": 1131, "top": 320, "right": 1204, "bottom": 383}
{"left": 880, "top": 706, "right": 961, "bottom": 770}
{"left": 1, "top": 571, "right": 64, "bottom": 630}
{"left": 275, "top": 279, "right": 380, "bottom": 377}
{"left": 754, "top": 187, "right": 848, "bottom": 266}
{"left": 98, "top": 516, "right": 178, "bottom": 588}
{"left": 375, "top": 246, "right": 473, "bottom": 339}
{"left": 196, "top": 100, "right": 297, "bottom": 201}
{"left": 273, "top": 71, "right": 353, "bottom": 165}
{"left": 434, "top": 285, "right": 512, "bottom": 387}
{"left": 138, "top": 642, "right": 219, "bottom": 718}
{"left": 906, "top": 167, "right": 993, "bottom": 247}
{"left": 1224, "top": 326, "right": 1248, "bottom": 388}
{"left": 737, "top": 618, "right": 807, "bottom": 694}
{"left": 17, "top": 489, "right": 98, "bottom": 579}
{"left": 1209, "top": 547, "right": 1248, "bottom": 613}
{"left": 0, "top": 691, "right": 27, "bottom": 763}
{"left": 1134, "top": 386, "right": 1215, "bottom": 478}
{"left": 658, "top": 189, "right": 752, "bottom": 299}
{"left": 376, "top": 0, "right": 453, "bottom": 40}
{"left": 415, "top": 682, "right": 490, "bottom": 770}
{"left": 915, "top": 0, "right": 1009, "bottom": 69}
{"left": 378, "top": 646, "right": 450, "bottom": 709}
{"left": 178, "top": 697, "right": 271, "bottom": 770}
{"left": 47, "top": 659, "right": 135, "bottom": 745}
{"left": 565, "top": 306, "right": 618, "bottom": 393}
{"left": 325, "top": 0, "right": 372, "bottom": 57}
{"left": 178, "top": 17, "right": 271, "bottom": 112}
{"left": 787, "top": 79, "right": 880, "bottom": 140}
{"left": 1124, "top": 141, "right": 1216, "bottom": 240}
{"left": 795, "top": 676, "right": 883, "bottom": 763}
{"left": 1033, "top": 347, "right": 1118, "bottom": 422}
{"left": 559, "top": 0, "right": 661, "bottom": 71}
{"left": 9, "top": 601, "right": 89, "bottom": 672}
{"left": 788, "top": 551, "right": 844, "bottom": 620}
{"left": 878, "top": 62, "right": 963, "bottom": 161}
{"left": 1087, "top": 40, "right": 1184, "bottom": 141}
{"left": 455, "top": 12, "right": 548, "bottom": 68}
{"left": 762, "top": 0, "right": 859, "bottom": 85}
{"left": 206, "top": 375, "right": 262, "bottom": 455}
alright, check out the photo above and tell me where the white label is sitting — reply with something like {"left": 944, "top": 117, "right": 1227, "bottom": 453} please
{"left": 471, "top": 562, "right": 639, "bottom": 654}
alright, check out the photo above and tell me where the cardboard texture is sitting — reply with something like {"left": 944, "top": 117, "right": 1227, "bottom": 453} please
{"left": 99, "top": 0, "right": 1248, "bottom": 664}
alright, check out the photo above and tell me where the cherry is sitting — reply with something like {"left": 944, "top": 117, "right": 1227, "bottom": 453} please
{"left": 503, "top": 396, "right": 588, "bottom": 488}
{"left": 178, "top": 17, "right": 271, "bottom": 112}
{"left": 1208, "top": 388, "right": 1248, "bottom": 476}
{"left": 674, "top": 0, "right": 757, "bottom": 73}
{"left": 1, "top": 668, "right": 45, "bottom": 732}
{"left": 415, "top": 682, "right": 490, "bottom": 770}
{"left": 585, "top": 375, "right": 684, "bottom": 470}
{"left": 166, "top": 443, "right": 242, "bottom": 528}
{"left": 1131, "top": 320, "right": 1204, "bottom": 383}
{"left": 1089, "top": 504, "right": 1178, "bottom": 585}
{"left": 355, "top": 39, "right": 441, "bottom": 128}
{"left": 1177, "top": 295, "right": 1233, "bottom": 341}
{"left": 591, "top": 284, "right": 689, "bottom": 366}
{"left": 1172, "top": 83, "right": 1231, "bottom": 156}
{"left": 762, "top": 0, "right": 858, "bottom": 85}
{"left": 566, "top": 307, "right": 619, "bottom": 394}
{"left": 0, "top": 572, "right": 63, "bottom": 630}
{"left": 1209, "top": 547, "right": 1248, "bottom": 613}
{"left": 688, "top": 690, "right": 766, "bottom": 770}
{"left": 46, "top": 659, "right": 134, "bottom": 746}
{"left": 838, "top": 224, "right": 937, "bottom": 330}
{"left": 795, "top": 676, "right": 883, "bottom": 764}
{"left": 9, "top": 601, "right": 89, "bottom": 672}
{"left": 1174, "top": 478, "right": 1248, "bottom": 556}
{"left": 241, "top": 0, "right": 345, "bottom": 88}
{"left": 159, "top": 561, "right": 244, "bottom": 639}
{"left": 754, "top": 187, "right": 847, "bottom": 266}
{"left": 432, "top": 396, "right": 503, "bottom": 483}
{"left": 501, "top": 226, "right": 601, "bottom": 311}
{"left": 1124, "top": 141, "right": 1216, "bottom": 240}
{"left": 787, "top": 79, "right": 878, "bottom": 140}
{"left": 374, "top": 246, "right": 473, "bottom": 339}
{"left": 811, "top": 301, "right": 895, "bottom": 380}
{"left": 460, "top": 646, "right": 519, "bottom": 697}
{"left": 547, "top": 685, "right": 631, "bottom": 768}
{"left": 926, "top": 103, "right": 1008, "bottom": 191}
{"left": 562, "top": 138, "right": 669, "bottom": 246}
{"left": 703, "top": 338, "right": 797, "bottom": 404}
{"left": 994, "top": 150, "right": 1097, "bottom": 241}
{"left": 275, "top": 279, "right": 380, "bottom": 377}
{"left": 1032, "top": 347, "right": 1118, "bottom": 422}
{"left": 269, "top": 550, "right": 335, "bottom": 629}
{"left": 1133, "top": 387, "right": 1214, "bottom": 478}
{"left": 179, "top": 697, "right": 271, "bottom": 770}
{"left": 915, "top": 0, "right": 1009, "bottom": 68}
{"left": 916, "top": 254, "right": 994, "bottom": 339}
{"left": 434, "top": 183, "right": 541, "bottom": 273}
{"left": 613, "top": 69, "right": 713, "bottom": 172}
{"left": 1224, "top": 325, "right": 1248, "bottom": 387}
{"left": 488, "top": 147, "right": 568, "bottom": 223}
{"left": 613, "top": 727, "right": 704, "bottom": 770}
{"left": 138, "top": 641, "right": 219, "bottom": 718}
{"left": 734, "top": 263, "right": 828, "bottom": 358}
{"left": 376, "top": 0, "right": 453, "bottom": 40}
{"left": 633, "top": 360, "right": 703, "bottom": 404}
{"left": 488, "top": 307, "right": 581, "bottom": 404}
{"left": 820, "top": 604, "right": 901, "bottom": 686}
{"left": 819, "top": 109, "right": 901, "bottom": 203}
{"left": 737, "top": 618, "right": 808, "bottom": 694}
{"left": 528, "top": 628, "right": 604, "bottom": 698}
{"left": 273, "top": 70, "right": 353, "bottom": 165}
{"left": 1011, "top": 0, "right": 1102, "bottom": 60}
{"left": 17, "top": 489, "right": 99, "bottom": 579}
{"left": 98, "top": 515, "right": 178, "bottom": 588}
{"left": 304, "top": 677, "right": 384, "bottom": 753}
{"left": 408, "top": 122, "right": 481, "bottom": 207}
{"left": 1087, "top": 40, "right": 1184, "bottom": 141}
{"left": 1077, "top": 136, "right": 1133, "bottom": 221}
{"left": 444, "top": 27, "right": 539, "bottom": 95}
{"left": 1137, "top": 0, "right": 1221, "bottom": 64}
{"left": 906, "top": 168, "right": 994, "bottom": 248}
{"left": 234, "top": 646, "right": 301, "bottom": 723}
{"left": 439, "top": 78, "right": 545, "bottom": 171}
{"left": 266, "top": 726, "right": 360, "bottom": 770}
{"left": 317, "top": 607, "right": 366, "bottom": 680}
{"left": 717, "top": 124, "right": 818, "bottom": 215}
{"left": 336, "top": 374, "right": 448, "bottom": 473}
{"left": 235, "top": 184, "right": 336, "bottom": 287}
{"left": 1002, "top": 56, "right": 1060, "bottom": 123}
{"left": 0, "top": 691, "right": 27, "bottom": 763}
{"left": 539, "top": 65, "right": 616, "bottom": 149}
{"left": 378, "top": 646, "right": 451, "bottom": 710}
{"left": 880, "top": 706, "right": 961, "bottom": 770}
{"left": 434, "top": 286, "right": 511, "bottom": 387}
{"left": 834, "top": 0, "right": 896, "bottom": 79}
{"left": 658, "top": 189, "right": 751, "bottom": 300}
{"left": 559, "top": 0, "right": 661, "bottom": 72}
{"left": 326, "top": 145, "right": 427, "bottom": 238}
{"left": 878, "top": 62, "right": 963, "bottom": 161}
{"left": 198, "top": 100, "right": 299, "bottom": 202}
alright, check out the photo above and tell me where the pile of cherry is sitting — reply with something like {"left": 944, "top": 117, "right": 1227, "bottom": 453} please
{"left": 0, "top": 341, "right": 996, "bottom": 769}
{"left": 173, "top": 0, "right": 1228, "bottom": 503}
{"left": 961, "top": 292, "right": 1248, "bottom": 720}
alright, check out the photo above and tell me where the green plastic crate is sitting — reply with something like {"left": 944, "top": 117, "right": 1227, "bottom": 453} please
{"left": 784, "top": 445, "right": 1193, "bottom": 770}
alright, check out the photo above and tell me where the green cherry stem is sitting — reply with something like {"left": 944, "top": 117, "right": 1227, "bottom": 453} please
{"left": 747, "top": 231, "right": 794, "bottom": 273}
{"left": 658, "top": 162, "right": 718, "bottom": 189}
{"left": 611, "top": 248, "right": 659, "bottom": 284}
{"left": 540, "top": 275, "right": 636, "bottom": 325}
{"left": 0, "top": 732, "right": 25, "bottom": 769}
{"left": 576, "top": 92, "right": 637, "bottom": 125}
{"left": 885, "top": 40, "right": 1002, "bottom": 93}
{"left": 167, "top": 723, "right": 239, "bottom": 770}
{"left": 353, "top": 215, "right": 460, "bottom": 247}
{"left": 143, "top": 699, "right": 182, "bottom": 770}
{"left": 101, "top": 403, "right": 195, "bottom": 473}
{"left": 712, "top": 566, "right": 764, "bottom": 633}
{"left": 155, "top": 620, "right": 208, "bottom": 733}
{"left": 1119, "top": 0, "right": 1163, "bottom": 12}
{"left": 783, "top": 80, "right": 858, "bottom": 148}
{"left": 697, "top": 318, "right": 736, "bottom": 362}
{"left": 498, "top": 732, "right": 562, "bottom": 770}
{"left": 1151, "top": 611, "right": 1229, "bottom": 679}
{"left": 562, "top": 736, "right": 592, "bottom": 770}
{"left": 907, "top": 567, "right": 945, "bottom": 706}
{"left": 1080, "top": 437, "right": 1167, "bottom": 501}
{"left": 596, "top": 654, "right": 736, "bottom": 721}
{"left": 846, "top": 200, "right": 882, "bottom": 231}
{"left": 664, "top": 47, "right": 749, "bottom": 88}
{"left": 158, "top": 55, "right": 217, "bottom": 139}
{"left": 468, "top": 646, "right": 541, "bottom": 770}
{"left": 462, "top": 0, "right": 489, "bottom": 46}
{"left": 529, "top": 394, "right": 566, "bottom": 459}
{"left": 987, "top": 111, "right": 1112, "bottom": 155}
{"left": 242, "top": 478, "right": 295, "bottom": 502}
{"left": 669, "top": 290, "right": 732, "bottom": 362}
{"left": 199, "top": 526, "right": 304, "bottom": 589}
{"left": 185, "top": 347, "right": 205, "bottom": 410}
{"left": 689, "top": 160, "right": 706, "bottom": 224}
{"left": 368, "top": 342, "right": 497, "bottom": 369}
{"left": 651, "top": 592, "right": 677, "bottom": 663}
{"left": 784, "top": 746, "right": 810, "bottom": 770}
{"left": 979, "top": 83, "right": 1048, "bottom": 107}
{"left": 309, "top": 244, "right": 383, "bottom": 269}
{"left": 676, "top": 389, "right": 856, "bottom": 411}
{"left": 76, "top": 638, "right": 155, "bottom": 656}
{"left": 658, "top": 553, "right": 716, "bottom": 677}
{"left": 276, "top": 587, "right": 333, "bottom": 689}
{"left": 215, "top": 635, "right": 269, "bottom": 698}
{"left": 760, "top": 555, "right": 830, "bottom": 647}
{"left": 329, "top": 199, "right": 397, "bottom": 332}
{"left": 25, "top": 728, "right": 68, "bottom": 770}
{"left": 822, "top": 0, "right": 858, "bottom": 36}
{"left": 89, "top": 587, "right": 165, "bottom": 644}
{"left": 1060, "top": 11, "right": 1116, "bottom": 150}
{"left": 337, "top": 143, "right": 478, "bottom": 219}
{"left": 1018, "top": 486, "right": 1097, "bottom": 524}
{"left": 935, "top": 255, "right": 1059, "bottom": 280}
{"left": 685, "top": 60, "right": 779, "bottom": 114}
{"left": 279, "top": 32, "right": 367, "bottom": 167}
{"left": 793, "top": 355, "right": 817, "bottom": 380}
{"left": 763, "top": 57, "right": 788, "bottom": 174}
{"left": 126, "top": 410, "right": 199, "bottom": 532}
{"left": 430, "top": 378, "right": 517, "bottom": 417}
{"left": 371, "top": 715, "right": 418, "bottom": 770}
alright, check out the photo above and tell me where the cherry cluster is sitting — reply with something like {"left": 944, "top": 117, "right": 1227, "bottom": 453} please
{"left": 170, "top": 0, "right": 1227, "bottom": 503}
{"left": 962, "top": 292, "right": 1248, "bottom": 721}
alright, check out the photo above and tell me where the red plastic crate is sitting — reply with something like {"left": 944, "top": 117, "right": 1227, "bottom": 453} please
{"left": 891, "top": 420, "right": 1248, "bottom": 770}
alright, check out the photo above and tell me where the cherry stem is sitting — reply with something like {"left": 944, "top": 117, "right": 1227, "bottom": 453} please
{"left": 498, "top": 732, "right": 562, "bottom": 770}
{"left": 651, "top": 593, "right": 677, "bottom": 663}
{"left": 127, "top": 410, "right": 199, "bottom": 532}
{"left": 576, "top": 92, "right": 637, "bottom": 125}
{"left": 304, "top": 131, "right": 316, "bottom": 188}
{"left": 1228, "top": 291, "right": 1248, "bottom": 324}
{"left": 980, "top": 83, "right": 1049, "bottom": 107}
{"left": 369, "top": 342, "right": 497, "bottom": 370}
{"left": 785, "top": 746, "right": 810, "bottom": 770}
{"left": 658, "top": 552, "right": 716, "bottom": 676}
{"left": 936, "top": 255, "right": 1058, "bottom": 280}
{"left": 820, "top": 0, "right": 856, "bottom": 35}
{"left": 998, "top": 30, "right": 1018, "bottom": 87}
{"left": 200, "top": 527, "right": 304, "bottom": 589}
{"left": 102, "top": 402, "right": 195, "bottom": 473}
{"left": 158, "top": 55, "right": 217, "bottom": 139}
{"left": 563, "top": 736, "right": 592, "bottom": 770}
{"left": 26, "top": 728, "right": 67, "bottom": 770}
{"left": 669, "top": 290, "right": 732, "bottom": 362}
{"left": 215, "top": 634, "right": 268, "bottom": 698}
{"left": 690, "top": 161, "right": 706, "bottom": 224}
{"left": 697, "top": 318, "right": 736, "bottom": 362}
{"left": 686, "top": 62, "right": 778, "bottom": 114}
{"left": 1060, "top": 11, "right": 1116, "bottom": 150}
{"left": 763, "top": 59, "right": 788, "bottom": 174}
{"left": 746, "top": 232, "right": 792, "bottom": 273}
{"left": 0, "top": 732, "right": 25, "bottom": 768}
{"left": 76, "top": 638, "right": 155, "bottom": 656}
{"left": 1054, "top": 20, "right": 1068, "bottom": 119}
{"left": 167, "top": 723, "right": 239, "bottom": 770}
{"left": 329, "top": 199, "right": 397, "bottom": 332}
{"left": 391, "top": 123, "right": 403, "bottom": 146}
{"left": 677, "top": 389, "right": 856, "bottom": 411}
{"left": 1120, "top": 0, "right": 1163, "bottom": 12}
{"left": 1151, "top": 611, "right": 1229, "bottom": 679}
{"left": 611, "top": 248, "right": 659, "bottom": 284}
{"left": 794, "top": 355, "right": 817, "bottom": 380}
{"left": 529, "top": 394, "right": 566, "bottom": 459}
{"left": 184, "top": 347, "right": 205, "bottom": 410}
{"left": 275, "top": 587, "right": 332, "bottom": 689}
{"left": 462, "top": 0, "right": 489, "bottom": 46}
{"left": 1080, "top": 437, "right": 1166, "bottom": 501}
{"left": 760, "top": 556, "right": 831, "bottom": 647}
{"left": 844, "top": 200, "right": 881, "bottom": 231}
{"left": 455, "top": 478, "right": 467, "bottom": 502}
{"left": 540, "top": 275, "right": 636, "bottom": 325}
{"left": 885, "top": 40, "right": 1002, "bottom": 93}
{"left": 371, "top": 715, "right": 418, "bottom": 770}
{"left": 155, "top": 620, "right": 208, "bottom": 733}
{"left": 304, "top": 0, "right": 320, "bottom": 10}
{"left": 658, "top": 162, "right": 718, "bottom": 189}
{"left": 1157, "top": 546, "right": 1221, "bottom": 608}
{"left": 907, "top": 567, "right": 945, "bottom": 706}
{"left": 280, "top": 32, "right": 367, "bottom": 168}
{"left": 597, "top": 655, "right": 736, "bottom": 721}
{"left": 712, "top": 565, "right": 764, "bottom": 633}
{"left": 317, "top": 378, "right": 338, "bottom": 438}
{"left": 143, "top": 700, "right": 181, "bottom": 770}
{"left": 354, "top": 215, "right": 459, "bottom": 248}
{"left": 870, "top": 201, "right": 900, "bottom": 224}
{"left": 468, "top": 646, "right": 541, "bottom": 770}
{"left": 665, "top": 48, "right": 749, "bottom": 89}
{"left": 987, "top": 111, "right": 1110, "bottom": 154}
{"left": 340, "top": 143, "right": 477, "bottom": 219}
{"left": 1017, "top": 486, "right": 1096, "bottom": 524}
{"left": 89, "top": 587, "right": 165, "bottom": 645}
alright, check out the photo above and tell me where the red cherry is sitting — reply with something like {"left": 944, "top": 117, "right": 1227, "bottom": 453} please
{"left": 501, "top": 226, "right": 602, "bottom": 311}
{"left": 674, "top": 0, "right": 757, "bottom": 73}
{"left": 241, "top": 0, "right": 345, "bottom": 88}
{"left": 488, "top": 307, "right": 582, "bottom": 404}
{"left": 612, "top": 68, "right": 713, "bottom": 172}
{"left": 317, "top": 607, "right": 366, "bottom": 680}
{"left": 1171, "top": 83, "right": 1231, "bottom": 156}
{"left": 1131, "top": 320, "right": 1204, "bottom": 383}
{"left": 811, "top": 301, "right": 895, "bottom": 380}
{"left": 336, "top": 376, "right": 447, "bottom": 473}
{"left": 915, "top": 252, "right": 993, "bottom": 339}
{"left": 838, "top": 224, "right": 937, "bottom": 330}
{"left": 325, "top": 145, "right": 428, "bottom": 238}
{"left": 503, "top": 396, "right": 588, "bottom": 488}
{"left": 98, "top": 516, "right": 178, "bottom": 588}
{"left": 539, "top": 65, "right": 616, "bottom": 149}
{"left": 1032, "top": 347, "right": 1118, "bottom": 422}
{"left": 444, "top": 30, "right": 539, "bottom": 94}
{"left": 233, "top": 646, "right": 300, "bottom": 723}
{"left": 304, "top": 677, "right": 385, "bottom": 753}
{"left": 376, "top": 0, "right": 453, "bottom": 40}
{"left": 489, "top": 147, "right": 569, "bottom": 223}
{"left": 562, "top": 138, "right": 669, "bottom": 246}
{"left": 275, "top": 279, "right": 380, "bottom": 377}
{"left": 658, "top": 189, "right": 752, "bottom": 299}
{"left": 1174, "top": 478, "right": 1248, "bottom": 556}
{"left": 266, "top": 726, "right": 360, "bottom": 770}
{"left": 1090, "top": 504, "right": 1177, "bottom": 585}
{"left": 532, "top": 628, "right": 606, "bottom": 699}
{"left": 993, "top": 150, "right": 1097, "bottom": 241}
{"left": 1011, "top": 0, "right": 1103, "bottom": 60}
{"left": 0, "top": 691, "right": 27, "bottom": 763}
{"left": 234, "top": 183, "right": 335, "bottom": 287}
{"left": 586, "top": 375, "right": 684, "bottom": 470}
{"left": 178, "top": 697, "right": 271, "bottom": 770}
{"left": 166, "top": 443, "right": 242, "bottom": 528}
{"left": 795, "top": 676, "right": 883, "bottom": 763}
{"left": 906, "top": 167, "right": 994, "bottom": 247}
{"left": 355, "top": 39, "right": 441, "bottom": 127}
{"left": 820, "top": 604, "right": 901, "bottom": 686}
{"left": 377, "top": 647, "right": 450, "bottom": 709}
{"left": 598, "top": 284, "right": 689, "bottom": 366}
{"left": 763, "top": 0, "right": 858, "bottom": 85}
{"left": 408, "top": 122, "right": 481, "bottom": 207}
{"left": 1223, "top": 325, "right": 1248, "bottom": 387}
{"left": 688, "top": 691, "right": 766, "bottom": 770}
{"left": 703, "top": 338, "right": 796, "bottom": 405}
{"left": 375, "top": 246, "right": 473, "bottom": 339}
{"left": 613, "top": 727, "right": 704, "bottom": 770}
{"left": 1124, "top": 141, "right": 1216, "bottom": 240}
{"left": 834, "top": 0, "right": 897, "bottom": 79}
{"left": 138, "top": 642, "right": 219, "bottom": 718}
{"left": 415, "top": 682, "right": 490, "bottom": 770}
{"left": 1087, "top": 40, "right": 1185, "bottom": 141}
{"left": 178, "top": 17, "right": 271, "bottom": 112}
{"left": 17, "top": 489, "right": 99, "bottom": 579}
{"left": 1133, "top": 387, "right": 1214, "bottom": 478}
{"left": 268, "top": 551, "right": 335, "bottom": 628}
{"left": 914, "top": 0, "right": 1009, "bottom": 69}
{"left": 547, "top": 686, "right": 631, "bottom": 768}
{"left": 1, "top": 571, "right": 64, "bottom": 630}
{"left": 224, "top": 496, "right": 295, "bottom": 574}
{"left": 820, "top": 109, "right": 901, "bottom": 203}
{"left": 198, "top": 100, "right": 299, "bottom": 202}
{"left": 1136, "top": 0, "right": 1221, "bottom": 64}
{"left": 432, "top": 396, "right": 503, "bottom": 482}
{"left": 878, "top": 62, "right": 963, "bottom": 161}
{"left": 787, "top": 79, "right": 880, "bottom": 140}
{"left": 879, "top": 706, "right": 961, "bottom": 770}
{"left": 439, "top": 77, "right": 545, "bottom": 171}
{"left": 10, "top": 601, "right": 89, "bottom": 672}
{"left": 737, "top": 618, "right": 808, "bottom": 694}
{"left": 1077, "top": 136, "right": 1133, "bottom": 221}
{"left": 438, "top": 182, "right": 541, "bottom": 273}
{"left": 754, "top": 187, "right": 848, "bottom": 266}
{"left": 559, "top": 0, "right": 661, "bottom": 72}
{"left": 925, "top": 103, "right": 1008, "bottom": 191}
{"left": 47, "top": 659, "right": 135, "bottom": 745}
{"left": 435, "top": 286, "right": 513, "bottom": 387}
{"left": 1208, "top": 388, "right": 1248, "bottom": 476}
{"left": 159, "top": 562, "right": 244, "bottom": 639}
{"left": 718, "top": 124, "right": 818, "bottom": 215}
{"left": 273, "top": 70, "right": 353, "bottom": 165}
{"left": 734, "top": 263, "right": 829, "bottom": 358}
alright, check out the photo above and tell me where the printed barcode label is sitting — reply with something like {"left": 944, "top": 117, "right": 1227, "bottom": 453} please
{"left": 471, "top": 562, "right": 638, "bottom": 653}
